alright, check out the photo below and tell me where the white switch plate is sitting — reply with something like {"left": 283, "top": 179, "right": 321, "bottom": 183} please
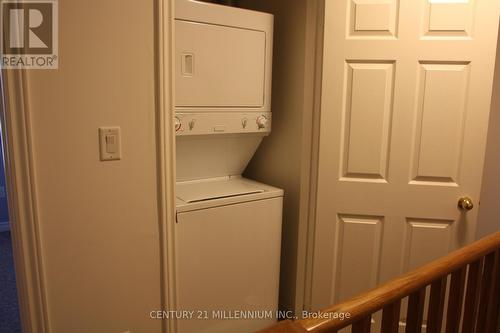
{"left": 99, "top": 127, "right": 121, "bottom": 161}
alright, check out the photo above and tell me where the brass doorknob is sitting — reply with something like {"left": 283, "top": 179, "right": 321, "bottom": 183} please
{"left": 458, "top": 197, "right": 474, "bottom": 211}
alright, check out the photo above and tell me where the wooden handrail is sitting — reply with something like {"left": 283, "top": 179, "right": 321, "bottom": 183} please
{"left": 259, "top": 231, "right": 500, "bottom": 333}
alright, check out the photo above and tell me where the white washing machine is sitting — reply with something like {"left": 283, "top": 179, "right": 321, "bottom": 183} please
{"left": 175, "top": 177, "right": 282, "bottom": 333}
{"left": 173, "top": 1, "right": 282, "bottom": 333}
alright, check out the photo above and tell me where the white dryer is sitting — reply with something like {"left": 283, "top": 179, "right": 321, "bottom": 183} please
{"left": 173, "top": 1, "right": 282, "bottom": 333}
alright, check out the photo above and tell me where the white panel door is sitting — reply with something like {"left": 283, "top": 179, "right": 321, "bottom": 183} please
{"left": 310, "top": 0, "right": 500, "bottom": 325}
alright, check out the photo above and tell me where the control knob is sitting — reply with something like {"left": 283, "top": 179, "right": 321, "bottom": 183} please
{"left": 256, "top": 115, "right": 268, "bottom": 129}
{"left": 174, "top": 116, "right": 181, "bottom": 132}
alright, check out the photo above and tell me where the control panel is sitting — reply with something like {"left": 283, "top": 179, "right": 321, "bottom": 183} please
{"left": 174, "top": 112, "right": 271, "bottom": 136}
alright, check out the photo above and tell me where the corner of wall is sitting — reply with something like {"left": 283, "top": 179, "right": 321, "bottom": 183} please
{"left": 477, "top": 22, "right": 500, "bottom": 239}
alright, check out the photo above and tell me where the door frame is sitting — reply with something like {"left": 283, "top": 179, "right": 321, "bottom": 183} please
{"left": 0, "top": 0, "right": 177, "bottom": 332}
{"left": 295, "top": 0, "right": 325, "bottom": 314}
{"left": 298, "top": 0, "right": 325, "bottom": 313}
{"left": 1, "top": 65, "right": 50, "bottom": 332}
{"left": 156, "top": 0, "right": 177, "bottom": 332}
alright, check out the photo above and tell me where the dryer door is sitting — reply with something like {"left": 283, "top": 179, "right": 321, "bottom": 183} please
{"left": 175, "top": 20, "right": 266, "bottom": 108}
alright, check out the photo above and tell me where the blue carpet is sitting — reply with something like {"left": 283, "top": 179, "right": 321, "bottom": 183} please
{"left": 0, "top": 231, "right": 21, "bottom": 333}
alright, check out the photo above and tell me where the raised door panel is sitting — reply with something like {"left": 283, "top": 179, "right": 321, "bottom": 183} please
{"left": 348, "top": 0, "right": 400, "bottom": 38}
{"left": 334, "top": 215, "right": 384, "bottom": 302}
{"left": 398, "top": 218, "right": 456, "bottom": 329}
{"left": 341, "top": 61, "right": 395, "bottom": 182}
{"left": 411, "top": 62, "right": 470, "bottom": 185}
{"left": 422, "top": 0, "right": 475, "bottom": 38}
{"left": 402, "top": 218, "right": 455, "bottom": 271}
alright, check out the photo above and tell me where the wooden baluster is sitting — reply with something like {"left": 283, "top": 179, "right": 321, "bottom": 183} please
{"left": 461, "top": 260, "right": 482, "bottom": 332}
{"left": 381, "top": 300, "right": 400, "bottom": 333}
{"left": 427, "top": 276, "right": 447, "bottom": 333}
{"left": 352, "top": 315, "right": 371, "bottom": 333}
{"left": 406, "top": 288, "right": 426, "bottom": 333}
{"left": 475, "top": 252, "right": 495, "bottom": 332}
{"left": 445, "top": 267, "right": 466, "bottom": 333}
{"left": 482, "top": 250, "right": 500, "bottom": 332}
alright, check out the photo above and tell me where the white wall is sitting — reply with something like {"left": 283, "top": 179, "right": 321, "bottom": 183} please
{"left": 24, "top": 1, "right": 162, "bottom": 332}
{"left": 478, "top": 24, "right": 500, "bottom": 239}
{"left": 237, "top": 0, "right": 318, "bottom": 312}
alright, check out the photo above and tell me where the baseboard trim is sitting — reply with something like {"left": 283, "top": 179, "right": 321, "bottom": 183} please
{"left": 0, "top": 221, "right": 10, "bottom": 232}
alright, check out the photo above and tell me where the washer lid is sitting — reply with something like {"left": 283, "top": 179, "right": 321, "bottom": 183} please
{"left": 176, "top": 177, "right": 284, "bottom": 213}
{"left": 176, "top": 178, "right": 265, "bottom": 203}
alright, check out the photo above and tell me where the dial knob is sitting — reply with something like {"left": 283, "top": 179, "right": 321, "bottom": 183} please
{"left": 256, "top": 115, "right": 268, "bottom": 129}
{"left": 174, "top": 116, "right": 181, "bottom": 132}
{"left": 188, "top": 119, "right": 196, "bottom": 130}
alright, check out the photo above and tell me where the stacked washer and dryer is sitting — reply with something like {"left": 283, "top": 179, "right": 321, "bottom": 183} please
{"left": 173, "top": 1, "right": 283, "bottom": 333}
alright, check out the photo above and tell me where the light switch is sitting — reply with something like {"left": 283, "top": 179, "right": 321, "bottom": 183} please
{"left": 105, "top": 134, "right": 117, "bottom": 153}
{"left": 99, "top": 127, "right": 121, "bottom": 161}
